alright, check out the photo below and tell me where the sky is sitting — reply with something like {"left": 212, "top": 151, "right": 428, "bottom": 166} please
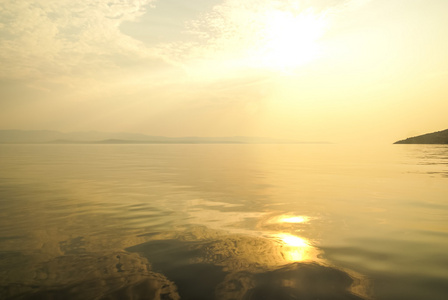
{"left": 1, "top": 0, "right": 447, "bottom": 143}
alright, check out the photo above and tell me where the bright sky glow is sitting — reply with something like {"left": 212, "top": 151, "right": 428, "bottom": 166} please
{"left": 1, "top": 0, "right": 448, "bottom": 142}
{"left": 254, "top": 10, "right": 326, "bottom": 70}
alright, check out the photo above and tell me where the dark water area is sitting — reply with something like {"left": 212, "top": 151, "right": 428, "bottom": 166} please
{"left": 0, "top": 144, "right": 447, "bottom": 299}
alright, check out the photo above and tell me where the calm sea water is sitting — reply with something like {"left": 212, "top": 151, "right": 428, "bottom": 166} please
{"left": 0, "top": 144, "right": 447, "bottom": 300}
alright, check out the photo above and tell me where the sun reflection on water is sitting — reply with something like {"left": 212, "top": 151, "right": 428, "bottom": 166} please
{"left": 280, "top": 216, "right": 309, "bottom": 224}
{"left": 274, "top": 233, "right": 319, "bottom": 263}
{"left": 262, "top": 214, "right": 322, "bottom": 263}
{"left": 267, "top": 214, "right": 310, "bottom": 225}
{"left": 279, "top": 234, "right": 309, "bottom": 247}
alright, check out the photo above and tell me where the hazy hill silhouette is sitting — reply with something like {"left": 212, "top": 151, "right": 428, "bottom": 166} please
{"left": 394, "top": 129, "right": 448, "bottom": 144}
{"left": 0, "top": 130, "right": 314, "bottom": 144}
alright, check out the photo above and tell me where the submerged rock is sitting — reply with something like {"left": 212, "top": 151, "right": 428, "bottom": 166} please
{"left": 127, "top": 229, "right": 371, "bottom": 300}
{"left": 0, "top": 251, "right": 179, "bottom": 300}
{"left": 216, "top": 262, "right": 366, "bottom": 300}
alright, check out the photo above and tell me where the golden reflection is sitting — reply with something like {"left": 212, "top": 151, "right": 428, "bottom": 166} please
{"left": 279, "top": 234, "right": 309, "bottom": 247}
{"left": 268, "top": 214, "right": 310, "bottom": 224}
{"left": 280, "top": 215, "right": 309, "bottom": 224}
{"left": 274, "top": 233, "right": 320, "bottom": 263}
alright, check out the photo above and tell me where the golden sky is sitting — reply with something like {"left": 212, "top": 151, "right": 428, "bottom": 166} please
{"left": 1, "top": 0, "right": 447, "bottom": 143}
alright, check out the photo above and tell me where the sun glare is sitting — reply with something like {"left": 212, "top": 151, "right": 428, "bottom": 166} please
{"left": 280, "top": 216, "right": 309, "bottom": 223}
{"left": 280, "top": 234, "right": 309, "bottom": 247}
{"left": 253, "top": 10, "right": 327, "bottom": 70}
{"left": 267, "top": 214, "right": 310, "bottom": 224}
{"left": 274, "top": 233, "right": 319, "bottom": 262}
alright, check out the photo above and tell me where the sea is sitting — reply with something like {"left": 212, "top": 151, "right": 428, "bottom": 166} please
{"left": 0, "top": 144, "right": 447, "bottom": 300}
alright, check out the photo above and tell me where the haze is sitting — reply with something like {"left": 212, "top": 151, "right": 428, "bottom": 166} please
{"left": 1, "top": 0, "right": 447, "bottom": 143}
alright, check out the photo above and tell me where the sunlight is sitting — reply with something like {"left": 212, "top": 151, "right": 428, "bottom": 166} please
{"left": 274, "top": 233, "right": 319, "bottom": 262}
{"left": 267, "top": 214, "right": 310, "bottom": 224}
{"left": 280, "top": 215, "right": 309, "bottom": 223}
{"left": 279, "top": 234, "right": 309, "bottom": 247}
{"left": 254, "top": 9, "right": 327, "bottom": 70}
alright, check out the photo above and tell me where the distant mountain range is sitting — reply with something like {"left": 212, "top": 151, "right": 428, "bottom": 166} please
{"left": 0, "top": 130, "right": 327, "bottom": 144}
{"left": 394, "top": 129, "right": 448, "bottom": 144}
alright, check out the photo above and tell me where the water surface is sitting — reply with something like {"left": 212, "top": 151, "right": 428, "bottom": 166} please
{"left": 0, "top": 144, "right": 447, "bottom": 299}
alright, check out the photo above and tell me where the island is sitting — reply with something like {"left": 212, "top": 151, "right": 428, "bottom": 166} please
{"left": 0, "top": 130, "right": 329, "bottom": 144}
{"left": 394, "top": 129, "right": 448, "bottom": 144}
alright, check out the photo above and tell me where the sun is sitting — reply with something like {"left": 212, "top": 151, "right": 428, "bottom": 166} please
{"left": 252, "top": 10, "right": 327, "bottom": 71}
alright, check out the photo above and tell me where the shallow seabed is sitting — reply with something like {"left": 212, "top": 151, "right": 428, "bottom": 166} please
{"left": 0, "top": 144, "right": 447, "bottom": 299}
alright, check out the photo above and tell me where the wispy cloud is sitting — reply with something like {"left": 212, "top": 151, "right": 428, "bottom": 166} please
{"left": 0, "top": 0, "right": 372, "bottom": 82}
{"left": 0, "top": 0, "right": 156, "bottom": 80}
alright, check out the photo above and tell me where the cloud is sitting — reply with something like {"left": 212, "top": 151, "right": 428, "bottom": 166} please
{"left": 0, "top": 0, "right": 374, "bottom": 105}
{"left": 0, "top": 0, "right": 157, "bottom": 80}
{"left": 0, "top": 0, "right": 372, "bottom": 82}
